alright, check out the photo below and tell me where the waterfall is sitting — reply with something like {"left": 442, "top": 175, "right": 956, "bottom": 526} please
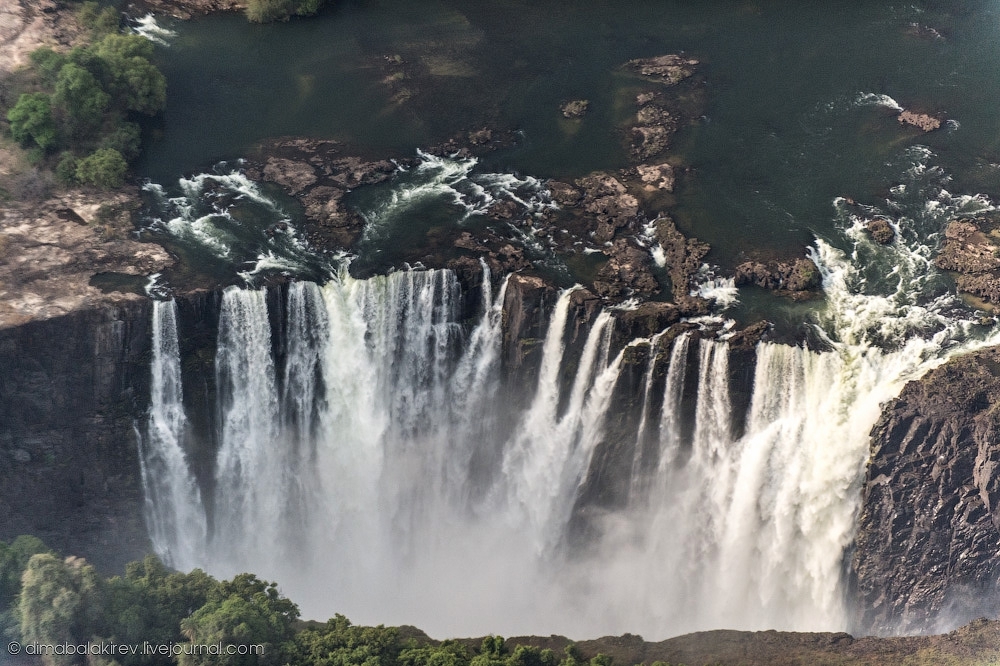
{"left": 145, "top": 245, "right": 1000, "bottom": 640}
{"left": 212, "top": 287, "right": 287, "bottom": 566}
{"left": 139, "top": 299, "right": 206, "bottom": 571}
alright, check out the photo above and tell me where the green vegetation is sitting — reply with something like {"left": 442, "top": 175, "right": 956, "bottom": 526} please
{"left": 0, "top": 536, "right": 623, "bottom": 666}
{"left": 1, "top": 3, "right": 166, "bottom": 191}
{"left": 246, "top": 0, "right": 328, "bottom": 23}
{"left": 4, "top": 535, "right": 1000, "bottom": 666}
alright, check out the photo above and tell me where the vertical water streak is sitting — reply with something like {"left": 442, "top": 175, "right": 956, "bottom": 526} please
{"left": 503, "top": 303, "right": 617, "bottom": 549}
{"left": 140, "top": 299, "right": 206, "bottom": 571}
{"left": 657, "top": 331, "right": 692, "bottom": 472}
{"left": 628, "top": 332, "right": 667, "bottom": 503}
{"left": 212, "top": 287, "right": 286, "bottom": 568}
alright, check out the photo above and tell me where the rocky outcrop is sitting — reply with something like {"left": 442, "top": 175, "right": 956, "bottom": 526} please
{"left": 0, "top": 300, "right": 153, "bottom": 572}
{"left": 0, "top": 0, "right": 83, "bottom": 77}
{"left": 734, "top": 257, "right": 821, "bottom": 297}
{"left": 654, "top": 215, "right": 710, "bottom": 300}
{"left": 866, "top": 218, "right": 895, "bottom": 245}
{"left": 245, "top": 138, "right": 396, "bottom": 250}
{"left": 593, "top": 238, "right": 659, "bottom": 299}
{"left": 934, "top": 216, "right": 1000, "bottom": 304}
{"left": 852, "top": 348, "right": 1000, "bottom": 635}
{"left": 0, "top": 190, "right": 174, "bottom": 328}
{"left": 575, "top": 172, "right": 641, "bottom": 243}
{"left": 561, "top": 99, "right": 589, "bottom": 118}
{"left": 131, "top": 0, "right": 247, "bottom": 20}
{"left": 624, "top": 54, "right": 699, "bottom": 86}
{"left": 898, "top": 109, "right": 942, "bottom": 132}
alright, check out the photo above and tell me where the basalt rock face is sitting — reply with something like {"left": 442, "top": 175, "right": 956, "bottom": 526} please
{"left": 0, "top": 300, "right": 154, "bottom": 572}
{"left": 852, "top": 347, "right": 1000, "bottom": 636}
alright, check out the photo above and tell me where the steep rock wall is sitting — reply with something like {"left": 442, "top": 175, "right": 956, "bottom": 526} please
{"left": 0, "top": 301, "right": 153, "bottom": 572}
{"left": 852, "top": 347, "right": 1000, "bottom": 635}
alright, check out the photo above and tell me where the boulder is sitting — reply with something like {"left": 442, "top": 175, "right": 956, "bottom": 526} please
{"left": 865, "top": 218, "right": 895, "bottom": 245}
{"left": 561, "top": 99, "right": 590, "bottom": 118}
{"left": 734, "top": 257, "right": 821, "bottom": 294}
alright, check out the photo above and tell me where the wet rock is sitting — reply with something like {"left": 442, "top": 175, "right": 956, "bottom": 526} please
{"left": 635, "top": 163, "right": 675, "bottom": 192}
{"left": 935, "top": 219, "right": 1000, "bottom": 274}
{"left": 932, "top": 216, "right": 1000, "bottom": 305}
{"left": 630, "top": 125, "right": 673, "bottom": 162}
{"left": 561, "top": 99, "right": 590, "bottom": 118}
{"left": 454, "top": 231, "right": 489, "bottom": 253}
{"left": 734, "top": 257, "right": 821, "bottom": 295}
{"left": 547, "top": 181, "right": 582, "bottom": 206}
{"left": 615, "top": 302, "right": 682, "bottom": 339}
{"left": 593, "top": 238, "right": 660, "bottom": 299}
{"left": 653, "top": 215, "right": 710, "bottom": 300}
{"left": 625, "top": 54, "right": 699, "bottom": 86}
{"left": 468, "top": 128, "right": 493, "bottom": 145}
{"left": 727, "top": 320, "right": 771, "bottom": 351}
{"left": 251, "top": 138, "right": 395, "bottom": 250}
{"left": 576, "top": 173, "right": 640, "bottom": 243}
{"left": 261, "top": 157, "right": 317, "bottom": 195}
{"left": 865, "top": 218, "right": 895, "bottom": 245}
{"left": 898, "top": 109, "right": 942, "bottom": 132}
{"left": 502, "top": 274, "right": 557, "bottom": 370}
{"left": 853, "top": 347, "right": 1000, "bottom": 635}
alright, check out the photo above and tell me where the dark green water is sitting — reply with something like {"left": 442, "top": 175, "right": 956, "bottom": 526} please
{"left": 138, "top": 0, "right": 1000, "bottom": 273}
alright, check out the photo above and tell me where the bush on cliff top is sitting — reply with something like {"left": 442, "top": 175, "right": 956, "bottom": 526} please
{"left": 246, "top": 0, "right": 327, "bottom": 23}
{"left": 3, "top": 25, "right": 166, "bottom": 190}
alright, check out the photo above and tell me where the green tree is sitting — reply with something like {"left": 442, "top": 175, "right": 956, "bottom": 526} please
{"left": 7, "top": 93, "right": 58, "bottom": 150}
{"left": 18, "top": 554, "right": 104, "bottom": 666}
{"left": 506, "top": 645, "right": 558, "bottom": 666}
{"left": 89, "top": 35, "right": 166, "bottom": 114}
{"left": 53, "top": 62, "right": 110, "bottom": 136}
{"left": 470, "top": 636, "right": 506, "bottom": 666}
{"left": 77, "top": 1, "right": 121, "bottom": 37}
{"left": 179, "top": 574, "right": 298, "bottom": 666}
{"left": 292, "top": 614, "right": 401, "bottom": 666}
{"left": 399, "top": 641, "right": 470, "bottom": 666}
{"left": 29, "top": 47, "right": 69, "bottom": 85}
{"left": 100, "top": 121, "right": 141, "bottom": 160}
{"left": 75, "top": 148, "right": 127, "bottom": 188}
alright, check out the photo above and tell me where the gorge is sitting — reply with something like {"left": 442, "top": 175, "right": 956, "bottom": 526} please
{"left": 6, "top": 0, "right": 1000, "bottom": 655}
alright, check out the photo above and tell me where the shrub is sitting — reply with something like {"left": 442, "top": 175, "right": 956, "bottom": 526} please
{"left": 55, "top": 152, "right": 79, "bottom": 184}
{"left": 246, "top": 0, "right": 326, "bottom": 22}
{"left": 247, "top": 0, "right": 295, "bottom": 22}
{"left": 75, "top": 148, "right": 127, "bottom": 188}
{"left": 100, "top": 121, "right": 141, "bottom": 159}
{"left": 7, "top": 92, "right": 58, "bottom": 150}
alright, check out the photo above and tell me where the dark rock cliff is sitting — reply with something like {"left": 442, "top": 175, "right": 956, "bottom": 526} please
{"left": 851, "top": 347, "right": 1000, "bottom": 635}
{"left": 0, "top": 301, "right": 154, "bottom": 572}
